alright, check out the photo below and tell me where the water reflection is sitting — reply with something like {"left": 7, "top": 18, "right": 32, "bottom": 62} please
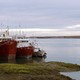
{"left": 0, "top": 57, "right": 46, "bottom": 64}
{"left": 16, "top": 57, "right": 46, "bottom": 64}
{"left": 16, "top": 58, "right": 33, "bottom": 64}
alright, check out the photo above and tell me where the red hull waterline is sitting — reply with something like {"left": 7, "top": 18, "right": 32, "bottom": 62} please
{"left": 0, "top": 40, "right": 17, "bottom": 60}
{"left": 16, "top": 46, "right": 34, "bottom": 59}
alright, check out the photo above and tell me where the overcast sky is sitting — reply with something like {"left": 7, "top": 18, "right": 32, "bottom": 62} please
{"left": 0, "top": 0, "right": 80, "bottom": 35}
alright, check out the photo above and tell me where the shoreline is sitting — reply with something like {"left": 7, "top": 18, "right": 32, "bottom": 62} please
{"left": 0, "top": 61, "right": 80, "bottom": 80}
{"left": 28, "top": 36, "right": 80, "bottom": 39}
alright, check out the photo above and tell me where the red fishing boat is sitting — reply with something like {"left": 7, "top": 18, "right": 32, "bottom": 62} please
{"left": 0, "top": 40, "right": 17, "bottom": 60}
{"left": 16, "top": 40, "right": 34, "bottom": 58}
{"left": 16, "top": 39, "right": 47, "bottom": 58}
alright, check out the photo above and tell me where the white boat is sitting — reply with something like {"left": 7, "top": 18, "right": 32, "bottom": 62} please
{"left": 33, "top": 48, "right": 47, "bottom": 57}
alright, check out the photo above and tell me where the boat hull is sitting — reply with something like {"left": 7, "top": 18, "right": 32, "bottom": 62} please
{"left": 0, "top": 40, "right": 17, "bottom": 60}
{"left": 16, "top": 46, "right": 34, "bottom": 59}
{"left": 33, "top": 50, "right": 47, "bottom": 57}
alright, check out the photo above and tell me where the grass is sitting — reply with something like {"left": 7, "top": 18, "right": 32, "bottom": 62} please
{"left": 0, "top": 62, "right": 80, "bottom": 80}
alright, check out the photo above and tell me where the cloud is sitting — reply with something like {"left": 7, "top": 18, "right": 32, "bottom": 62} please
{"left": 0, "top": 0, "right": 80, "bottom": 29}
{"left": 0, "top": 27, "right": 80, "bottom": 36}
{"left": 66, "top": 24, "right": 80, "bottom": 29}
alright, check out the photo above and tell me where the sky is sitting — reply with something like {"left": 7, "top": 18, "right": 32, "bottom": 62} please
{"left": 0, "top": 0, "right": 80, "bottom": 36}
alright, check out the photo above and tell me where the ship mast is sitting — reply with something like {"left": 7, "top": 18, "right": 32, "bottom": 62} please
{"left": 6, "top": 26, "right": 9, "bottom": 37}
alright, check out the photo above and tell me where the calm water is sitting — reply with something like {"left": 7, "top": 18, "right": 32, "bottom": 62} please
{"left": 37, "top": 38, "right": 80, "bottom": 64}
{"left": 60, "top": 71, "right": 80, "bottom": 80}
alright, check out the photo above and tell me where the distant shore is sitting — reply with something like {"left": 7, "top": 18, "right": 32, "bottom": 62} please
{"left": 0, "top": 62, "right": 80, "bottom": 80}
{"left": 28, "top": 36, "right": 80, "bottom": 39}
